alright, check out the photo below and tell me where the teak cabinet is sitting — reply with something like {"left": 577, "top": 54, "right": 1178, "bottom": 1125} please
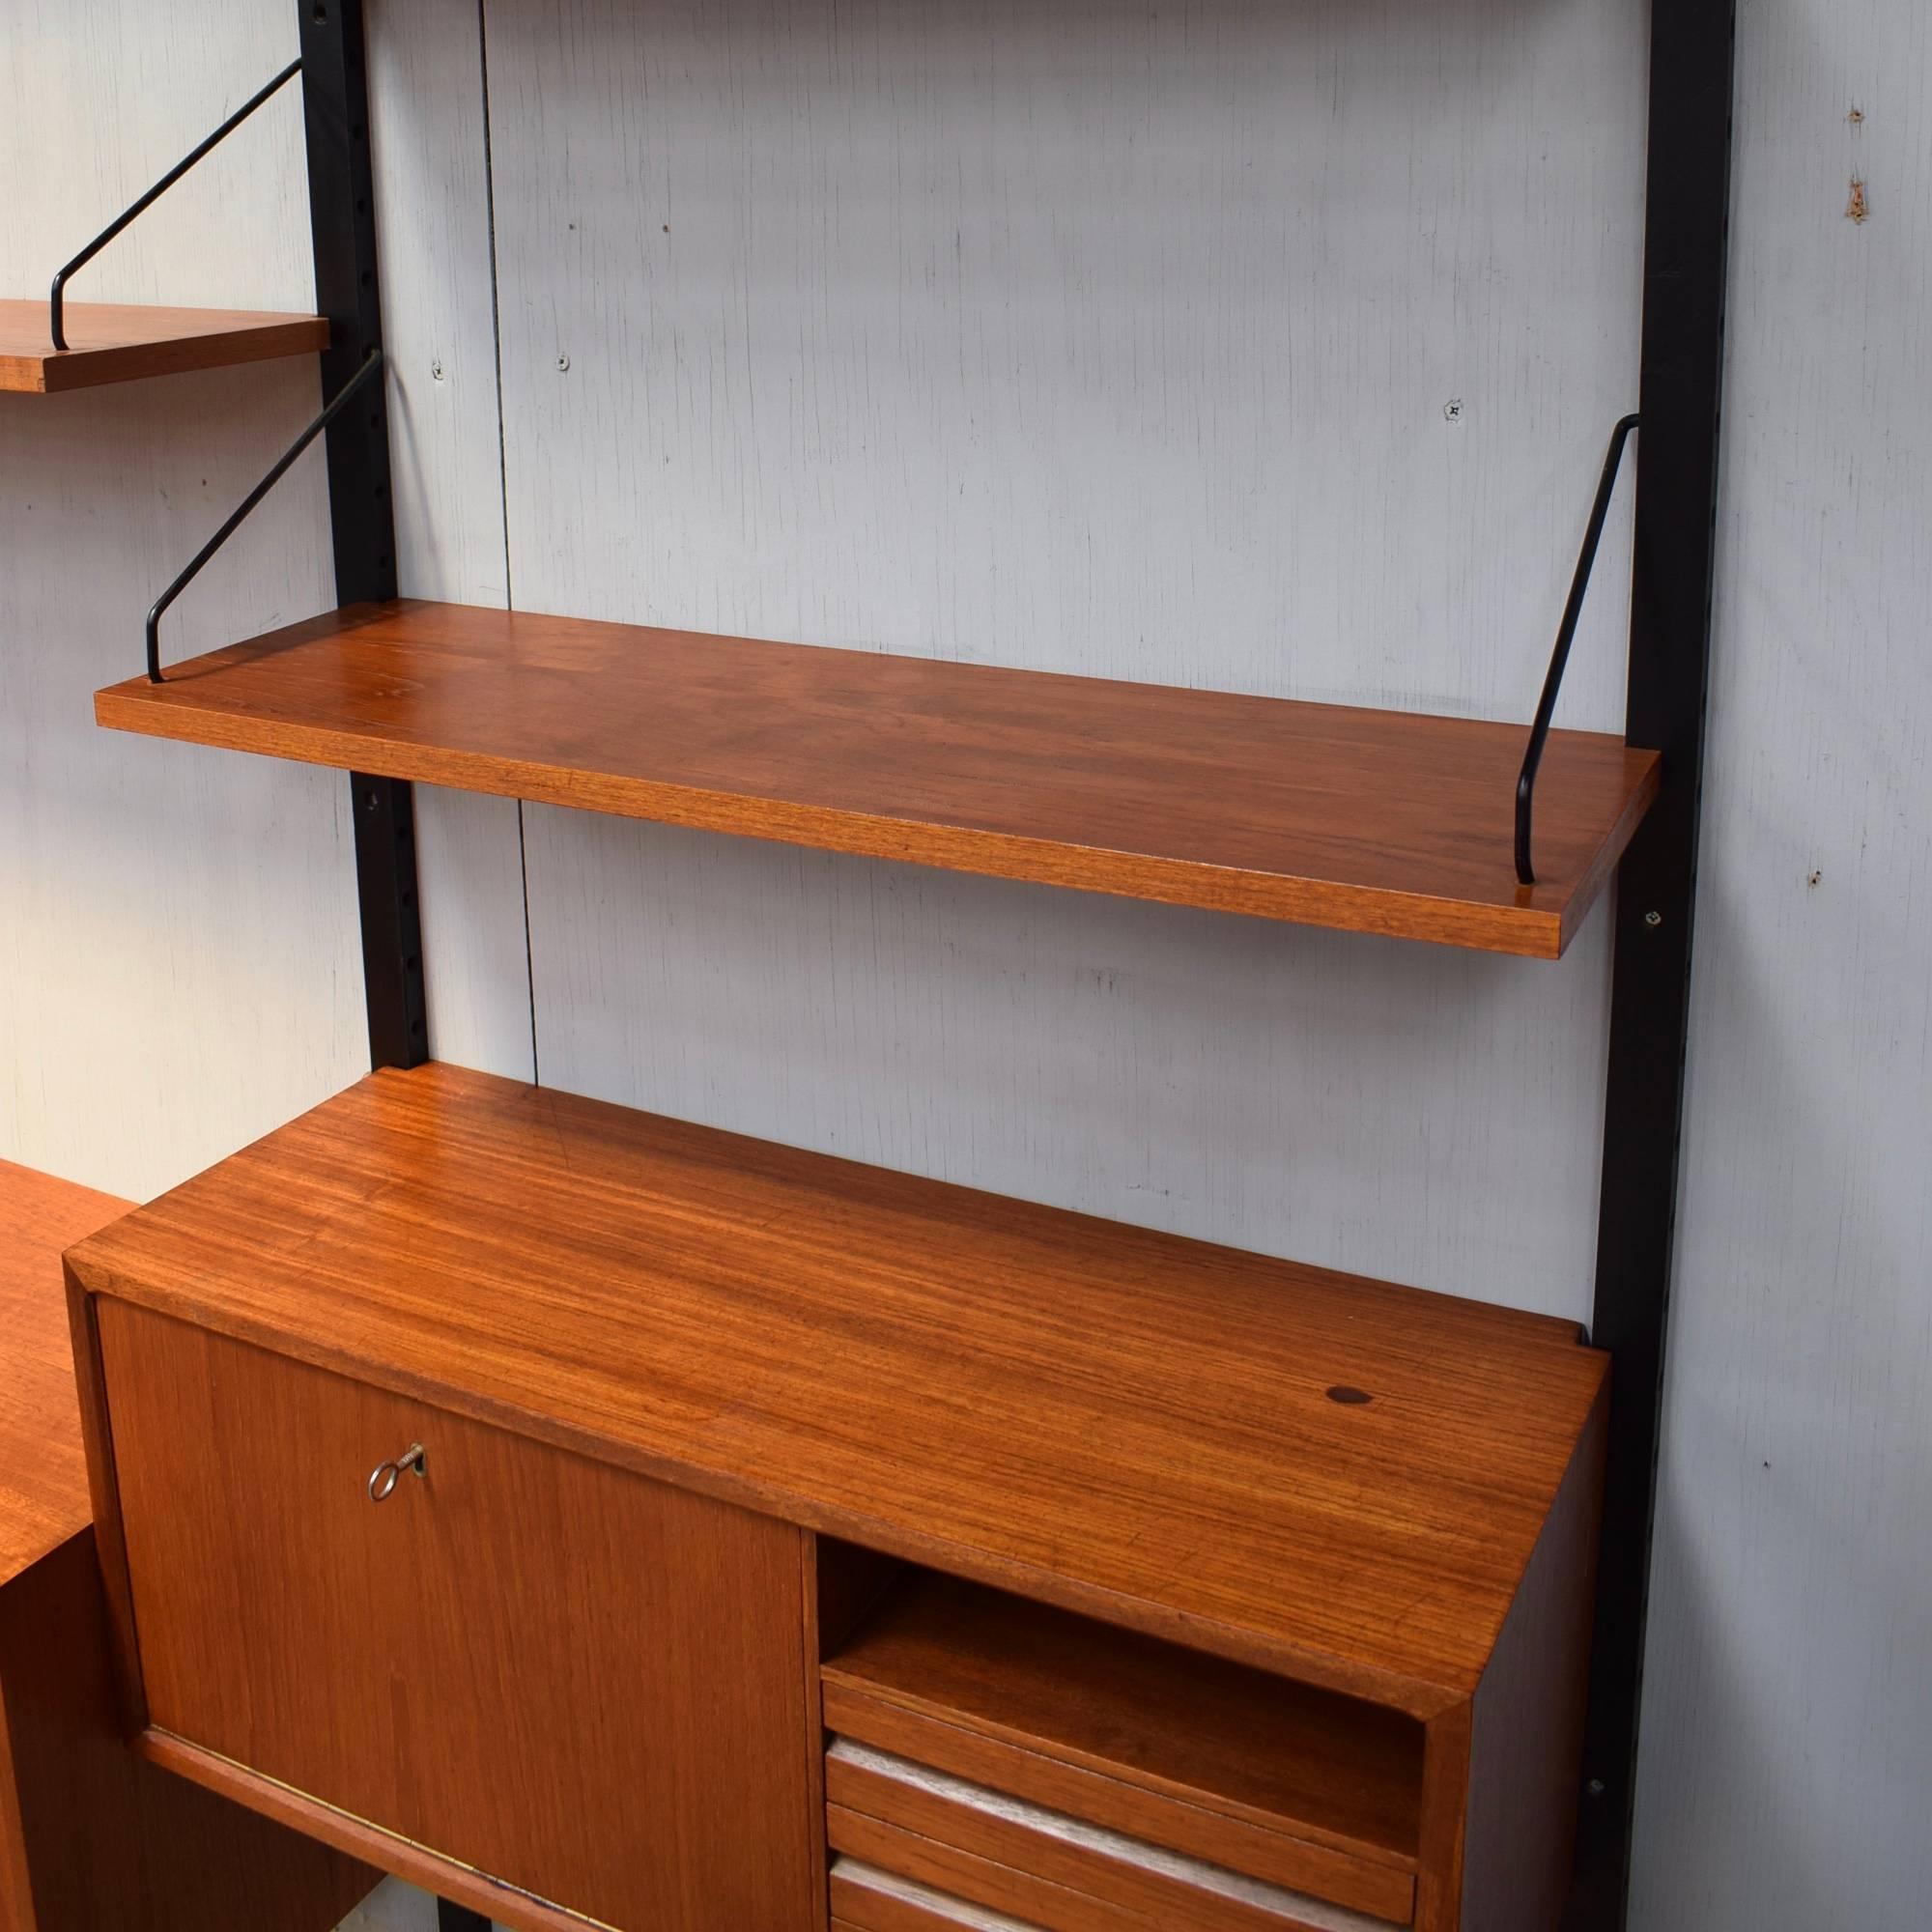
{"left": 64, "top": 1064, "right": 1607, "bottom": 1932}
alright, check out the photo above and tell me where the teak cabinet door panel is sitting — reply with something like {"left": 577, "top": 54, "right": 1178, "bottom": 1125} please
{"left": 95, "top": 1301, "right": 815, "bottom": 1932}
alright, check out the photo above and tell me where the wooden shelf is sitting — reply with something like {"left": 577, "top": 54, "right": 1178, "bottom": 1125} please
{"left": 96, "top": 600, "right": 1661, "bottom": 957}
{"left": 1, "top": 1159, "right": 128, "bottom": 1587}
{"left": 67, "top": 1062, "right": 1609, "bottom": 1715}
{"left": 0, "top": 299, "right": 327, "bottom": 393}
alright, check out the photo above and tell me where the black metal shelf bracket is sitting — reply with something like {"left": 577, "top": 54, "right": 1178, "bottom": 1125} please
{"left": 1517, "top": 413, "right": 1641, "bottom": 886}
{"left": 143, "top": 348, "right": 384, "bottom": 684}
{"left": 50, "top": 58, "right": 303, "bottom": 352}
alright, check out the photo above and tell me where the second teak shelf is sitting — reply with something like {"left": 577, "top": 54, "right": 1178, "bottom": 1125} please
{"left": 97, "top": 600, "right": 1659, "bottom": 957}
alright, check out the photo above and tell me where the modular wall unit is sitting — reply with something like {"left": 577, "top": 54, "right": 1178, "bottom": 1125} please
{"left": 41, "top": 1, "right": 1736, "bottom": 1929}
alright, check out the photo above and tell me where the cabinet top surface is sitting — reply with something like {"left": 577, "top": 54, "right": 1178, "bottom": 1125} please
{"left": 0, "top": 299, "right": 328, "bottom": 392}
{"left": 68, "top": 1065, "right": 1607, "bottom": 1713}
{"left": 97, "top": 599, "right": 1658, "bottom": 957}
{"left": 2, "top": 1159, "right": 130, "bottom": 1584}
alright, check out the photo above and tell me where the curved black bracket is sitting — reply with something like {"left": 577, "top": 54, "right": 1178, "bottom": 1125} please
{"left": 50, "top": 58, "right": 302, "bottom": 352}
{"left": 1516, "top": 414, "right": 1641, "bottom": 885}
{"left": 145, "top": 349, "right": 384, "bottom": 683}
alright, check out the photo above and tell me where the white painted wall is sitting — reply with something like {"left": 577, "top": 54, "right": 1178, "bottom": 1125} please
{"left": 0, "top": 2, "right": 366, "bottom": 1202}
{"left": 1629, "top": 3, "right": 1932, "bottom": 1924}
{"left": 2, "top": 0, "right": 1927, "bottom": 1926}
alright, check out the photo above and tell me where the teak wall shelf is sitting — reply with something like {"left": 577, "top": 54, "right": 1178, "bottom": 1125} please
{"left": 0, "top": 300, "right": 327, "bottom": 394}
{"left": 64, "top": 1063, "right": 1610, "bottom": 1932}
{"left": 99, "top": 599, "right": 1661, "bottom": 958}
{"left": 0, "top": 1160, "right": 373, "bottom": 1930}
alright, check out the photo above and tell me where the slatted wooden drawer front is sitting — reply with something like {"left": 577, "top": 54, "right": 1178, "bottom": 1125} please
{"left": 831, "top": 1856, "right": 1042, "bottom": 1929}
{"left": 91, "top": 1300, "right": 816, "bottom": 1931}
{"left": 828, "top": 1747, "right": 1399, "bottom": 1932}
{"left": 821, "top": 1573, "right": 1420, "bottom": 1927}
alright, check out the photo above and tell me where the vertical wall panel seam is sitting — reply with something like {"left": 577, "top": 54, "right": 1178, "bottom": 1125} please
{"left": 473, "top": 0, "right": 540, "bottom": 1085}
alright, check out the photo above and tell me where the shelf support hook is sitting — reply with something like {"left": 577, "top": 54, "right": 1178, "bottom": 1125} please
{"left": 145, "top": 350, "right": 384, "bottom": 684}
{"left": 1516, "top": 413, "right": 1641, "bottom": 886}
{"left": 50, "top": 58, "right": 303, "bottom": 353}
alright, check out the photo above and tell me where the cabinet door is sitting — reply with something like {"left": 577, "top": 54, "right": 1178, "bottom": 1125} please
{"left": 97, "top": 1300, "right": 816, "bottom": 1931}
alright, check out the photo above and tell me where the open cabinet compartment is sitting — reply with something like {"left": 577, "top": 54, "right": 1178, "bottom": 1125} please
{"left": 816, "top": 1549, "right": 1426, "bottom": 1929}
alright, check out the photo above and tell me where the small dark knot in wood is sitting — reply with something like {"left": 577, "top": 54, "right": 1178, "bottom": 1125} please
{"left": 1326, "top": 1385, "right": 1375, "bottom": 1406}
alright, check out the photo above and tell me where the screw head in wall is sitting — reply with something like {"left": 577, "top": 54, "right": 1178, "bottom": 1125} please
{"left": 431, "top": 359, "right": 445, "bottom": 382}
{"left": 556, "top": 353, "right": 571, "bottom": 373}
{"left": 1645, "top": 910, "right": 1662, "bottom": 927}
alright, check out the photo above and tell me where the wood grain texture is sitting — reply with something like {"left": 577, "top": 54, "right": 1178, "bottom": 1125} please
{"left": 93, "top": 1300, "right": 816, "bottom": 1932}
{"left": 96, "top": 600, "right": 1658, "bottom": 959}
{"left": 823, "top": 1570, "right": 1419, "bottom": 1915}
{"left": 1410, "top": 1705, "right": 1473, "bottom": 1932}
{"left": 825, "top": 1689, "right": 1412, "bottom": 1925}
{"left": 832, "top": 1859, "right": 1039, "bottom": 1932}
{"left": 0, "top": 1161, "right": 126, "bottom": 1586}
{"left": 135, "top": 1733, "right": 609, "bottom": 1932}
{"left": 0, "top": 1533, "right": 378, "bottom": 1932}
{"left": 4, "top": 1153, "right": 370, "bottom": 1932}
{"left": 828, "top": 1744, "right": 1392, "bottom": 1932}
{"left": 0, "top": 300, "right": 327, "bottom": 393}
{"left": 1461, "top": 1377, "right": 1608, "bottom": 1932}
{"left": 68, "top": 1061, "right": 1606, "bottom": 1715}
{"left": 831, "top": 1862, "right": 1043, "bottom": 1932}
{"left": 828, "top": 1804, "right": 1380, "bottom": 1932}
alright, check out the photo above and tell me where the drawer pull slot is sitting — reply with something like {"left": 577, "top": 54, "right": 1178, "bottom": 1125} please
{"left": 367, "top": 1442, "right": 426, "bottom": 1502}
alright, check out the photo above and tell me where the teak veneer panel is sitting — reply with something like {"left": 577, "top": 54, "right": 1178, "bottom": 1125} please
{"left": 94, "top": 1300, "right": 816, "bottom": 1932}
{"left": 0, "top": 1160, "right": 126, "bottom": 1587}
{"left": 95, "top": 599, "right": 1661, "bottom": 956}
{"left": 0, "top": 1161, "right": 376, "bottom": 1931}
{"left": 0, "top": 300, "right": 327, "bottom": 392}
{"left": 66, "top": 1063, "right": 1609, "bottom": 1716}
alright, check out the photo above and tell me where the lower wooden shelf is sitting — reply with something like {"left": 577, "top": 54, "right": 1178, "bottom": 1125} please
{"left": 61, "top": 1064, "right": 1609, "bottom": 1932}
{"left": 0, "top": 1158, "right": 374, "bottom": 1932}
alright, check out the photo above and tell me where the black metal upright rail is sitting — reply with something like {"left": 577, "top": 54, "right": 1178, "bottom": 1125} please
{"left": 296, "top": 0, "right": 427, "bottom": 1073}
{"left": 1567, "top": 5, "right": 1738, "bottom": 1927}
